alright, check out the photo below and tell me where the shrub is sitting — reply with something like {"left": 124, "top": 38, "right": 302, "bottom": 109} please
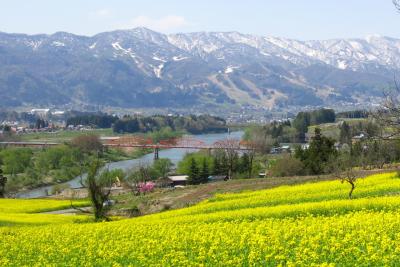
{"left": 270, "top": 155, "right": 304, "bottom": 177}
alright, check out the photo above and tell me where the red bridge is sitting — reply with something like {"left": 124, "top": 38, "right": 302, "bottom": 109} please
{"left": 0, "top": 136, "right": 254, "bottom": 160}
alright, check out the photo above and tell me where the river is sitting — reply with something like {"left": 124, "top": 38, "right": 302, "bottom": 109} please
{"left": 16, "top": 131, "right": 243, "bottom": 198}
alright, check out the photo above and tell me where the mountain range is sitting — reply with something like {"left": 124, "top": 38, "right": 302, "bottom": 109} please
{"left": 0, "top": 27, "right": 399, "bottom": 111}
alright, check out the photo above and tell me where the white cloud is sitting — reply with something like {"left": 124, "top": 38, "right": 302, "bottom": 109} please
{"left": 125, "top": 15, "right": 187, "bottom": 32}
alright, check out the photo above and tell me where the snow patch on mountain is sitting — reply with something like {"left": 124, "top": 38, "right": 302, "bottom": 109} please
{"left": 225, "top": 66, "right": 240, "bottom": 74}
{"left": 52, "top": 41, "right": 65, "bottom": 47}
{"left": 337, "top": 60, "right": 348, "bottom": 70}
{"left": 89, "top": 42, "right": 97, "bottom": 49}
{"left": 112, "top": 42, "right": 137, "bottom": 60}
{"left": 172, "top": 56, "right": 188, "bottom": 61}
{"left": 153, "top": 64, "right": 164, "bottom": 78}
{"left": 152, "top": 55, "right": 167, "bottom": 62}
{"left": 26, "top": 40, "right": 42, "bottom": 50}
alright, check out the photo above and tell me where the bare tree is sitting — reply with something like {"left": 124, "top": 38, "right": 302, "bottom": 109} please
{"left": 214, "top": 138, "right": 241, "bottom": 179}
{"left": 124, "top": 162, "right": 153, "bottom": 195}
{"left": 326, "top": 152, "right": 358, "bottom": 199}
{"left": 374, "top": 80, "right": 400, "bottom": 139}
{"left": 375, "top": 1, "right": 400, "bottom": 137}
{"left": 70, "top": 134, "right": 103, "bottom": 154}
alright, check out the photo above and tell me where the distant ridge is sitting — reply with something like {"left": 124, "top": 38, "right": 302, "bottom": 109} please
{"left": 0, "top": 27, "right": 398, "bottom": 110}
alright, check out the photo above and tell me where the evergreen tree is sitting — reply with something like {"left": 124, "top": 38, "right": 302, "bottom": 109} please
{"left": 213, "top": 156, "right": 222, "bottom": 175}
{"left": 0, "top": 168, "right": 7, "bottom": 198}
{"left": 188, "top": 158, "right": 200, "bottom": 184}
{"left": 293, "top": 112, "right": 310, "bottom": 142}
{"left": 199, "top": 158, "right": 210, "bottom": 183}
{"left": 240, "top": 153, "right": 251, "bottom": 178}
{"left": 232, "top": 152, "right": 240, "bottom": 174}
{"left": 295, "top": 128, "right": 337, "bottom": 175}
{"left": 220, "top": 153, "right": 229, "bottom": 177}
{"left": 339, "top": 121, "right": 352, "bottom": 144}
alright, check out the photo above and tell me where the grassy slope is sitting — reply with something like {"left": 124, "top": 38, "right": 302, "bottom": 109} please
{"left": 308, "top": 118, "right": 368, "bottom": 140}
{"left": 111, "top": 168, "right": 397, "bottom": 216}
{"left": 112, "top": 173, "right": 341, "bottom": 216}
{"left": 0, "top": 199, "right": 91, "bottom": 227}
{"left": 2, "top": 172, "right": 400, "bottom": 265}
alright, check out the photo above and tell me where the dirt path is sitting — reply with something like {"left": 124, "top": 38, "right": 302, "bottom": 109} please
{"left": 41, "top": 207, "right": 91, "bottom": 215}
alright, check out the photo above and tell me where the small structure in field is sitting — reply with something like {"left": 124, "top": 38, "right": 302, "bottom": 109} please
{"left": 167, "top": 175, "right": 188, "bottom": 187}
{"left": 352, "top": 132, "right": 368, "bottom": 143}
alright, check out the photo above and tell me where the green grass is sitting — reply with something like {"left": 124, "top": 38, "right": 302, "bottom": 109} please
{"left": 20, "top": 128, "right": 114, "bottom": 142}
{"left": 0, "top": 198, "right": 90, "bottom": 214}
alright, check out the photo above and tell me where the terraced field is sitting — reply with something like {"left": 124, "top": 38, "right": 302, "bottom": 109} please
{"left": 1, "top": 173, "right": 400, "bottom": 266}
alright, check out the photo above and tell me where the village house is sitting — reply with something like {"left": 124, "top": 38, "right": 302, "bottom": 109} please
{"left": 167, "top": 175, "right": 188, "bottom": 187}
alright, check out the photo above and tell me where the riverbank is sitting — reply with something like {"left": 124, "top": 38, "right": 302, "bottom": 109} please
{"left": 14, "top": 131, "right": 244, "bottom": 198}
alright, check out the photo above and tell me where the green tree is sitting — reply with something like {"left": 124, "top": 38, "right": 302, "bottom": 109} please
{"left": 188, "top": 158, "right": 200, "bottom": 185}
{"left": 177, "top": 153, "right": 213, "bottom": 176}
{"left": 81, "top": 159, "right": 117, "bottom": 221}
{"left": 152, "top": 158, "right": 173, "bottom": 178}
{"left": 199, "top": 158, "right": 210, "bottom": 183}
{"left": 70, "top": 134, "right": 103, "bottom": 155}
{"left": 240, "top": 153, "right": 252, "bottom": 178}
{"left": 293, "top": 112, "right": 310, "bottom": 142}
{"left": 339, "top": 121, "right": 352, "bottom": 145}
{"left": 213, "top": 156, "right": 222, "bottom": 175}
{"left": 270, "top": 155, "right": 304, "bottom": 177}
{"left": 220, "top": 153, "right": 229, "bottom": 176}
{"left": 0, "top": 148, "right": 33, "bottom": 175}
{"left": 295, "top": 128, "right": 337, "bottom": 175}
{"left": 0, "top": 168, "right": 7, "bottom": 198}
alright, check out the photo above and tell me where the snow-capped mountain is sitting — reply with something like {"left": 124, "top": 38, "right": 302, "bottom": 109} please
{"left": 0, "top": 27, "right": 398, "bottom": 110}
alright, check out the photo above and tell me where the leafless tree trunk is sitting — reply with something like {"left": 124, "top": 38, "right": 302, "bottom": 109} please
{"left": 326, "top": 153, "right": 358, "bottom": 199}
{"left": 124, "top": 161, "right": 152, "bottom": 195}
{"left": 374, "top": 78, "right": 400, "bottom": 139}
{"left": 214, "top": 139, "right": 241, "bottom": 179}
{"left": 72, "top": 159, "right": 115, "bottom": 221}
{"left": 86, "top": 160, "right": 112, "bottom": 221}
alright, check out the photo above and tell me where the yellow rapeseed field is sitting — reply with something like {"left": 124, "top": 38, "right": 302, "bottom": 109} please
{"left": 1, "top": 172, "right": 400, "bottom": 266}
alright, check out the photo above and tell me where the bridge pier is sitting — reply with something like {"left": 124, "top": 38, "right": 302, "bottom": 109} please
{"left": 154, "top": 147, "right": 159, "bottom": 160}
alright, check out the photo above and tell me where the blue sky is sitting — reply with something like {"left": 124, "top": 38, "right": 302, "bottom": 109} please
{"left": 1, "top": 0, "right": 399, "bottom": 40}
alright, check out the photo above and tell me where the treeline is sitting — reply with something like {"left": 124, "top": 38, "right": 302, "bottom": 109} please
{"left": 0, "top": 145, "right": 87, "bottom": 192}
{"left": 66, "top": 113, "right": 118, "bottom": 128}
{"left": 0, "top": 110, "right": 37, "bottom": 124}
{"left": 336, "top": 110, "right": 369, "bottom": 119}
{"left": 0, "top": 134, "right": 138, "bottom": 193}
{"left": 113, "top": 114, "right": 227, "bottom": 134}
{"left": 244, "top": 108, "right": 336, "bottom": 144}
{"left": 177, "top": 149, "right": 261, "bottom": 184}
{"left": 268, "top": 126, "right": 400, "bottom": 178}
{"left": 293, "top": 109, "right": 335, "bottom": 141}
{"left": 339, "top": 120, "right": 380, "bottom": 144}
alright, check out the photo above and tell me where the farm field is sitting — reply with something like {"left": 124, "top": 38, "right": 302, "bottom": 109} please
{"left": 19, "top": 128, "right": 114, "bottom": 142}
{"left": 1, "top": 172, "right": 400, "bottom": 266}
